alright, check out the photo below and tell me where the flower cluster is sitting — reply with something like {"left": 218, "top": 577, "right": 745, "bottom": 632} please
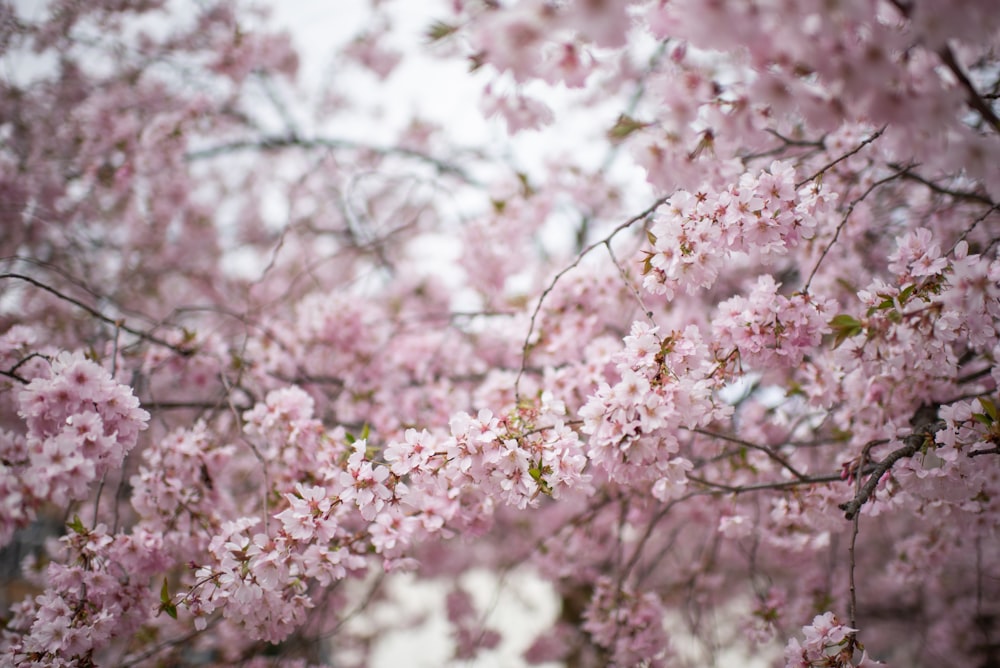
{"left": 579, "top": 321, "right": 723, "bottom": 494}
{"left": 188, "top": 517, "right": 313, "bottom": 642}
{"left": 176, "top": 390, "right": 584, "bottom": 644}
{"left": 130, "top": 420, "right": 239, "bottom": 559}
{"left": 783, "top": 612, "right": 884, "bottom": 667}
{"left": 581, "top": 577, "right": 672, "bottom": 667}
{"left": 714, "top": 275, "right": 833, "bottom": 371}
{"left": 3, "top": 352, "right": 148, "bottom": 546}
{"left": 642, "top": 162, "right": 833, "bottom": 299}
{"left": 441, "top": 401, "right": 589, "bottom": 511}
{"left": 4, "top": 522, "right": 168, "bottom": 666}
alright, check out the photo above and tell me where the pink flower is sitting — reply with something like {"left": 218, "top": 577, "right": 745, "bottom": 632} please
{"left": 339, "top": 441, "right": 392, "bottom": 521}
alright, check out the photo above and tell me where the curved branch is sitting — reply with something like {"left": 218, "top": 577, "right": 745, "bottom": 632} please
{"left": 687, "top": 471, "right": 847, "bottom": 495}
{"left": 185, "top": 134, "right": 480, "bottom": 185}
{"left": 938, "top": 45, "right": 1000, "bottom": 135}
{"left": 795, "top": 127, "right": 885, "bottom": 189}
{"left": 838, "top": 428, "right": 939, "bottom": 520}
{"left": 514, "top": 195, "right": 671, "bottom": 400}
{"left": 0, "top": 273, "right": 195, "bottom": 357}
{"left": 686, "top": 426, "right": 809, "bottom": 481}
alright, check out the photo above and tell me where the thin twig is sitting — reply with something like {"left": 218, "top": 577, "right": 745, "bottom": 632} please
{"left": 1, "top": 273, "right": 194, "bottom": 356}
{"left": 186, "top": 134, "right": 479, "bottom": 184}
{"left": 220, "top": 373, "right": 270, "bottom": 533}
{"left": 605, "top": 240, "right": 656, "bottom": 325}
{"left": 888, "top": 163, "right": 996, "bottom": 207}
{"left": 804, "top": 170, "right": 904, "bottom": 291}
{"left": 119, "top": 618, "right": 218, "bottom": 667}
{"left": 687, "top": 427, "right": 809, "bottom": 481}
{"left": 846, "top": 441, "right": 872, "bottom": 641}
{"left": 514, "top": 195, "right": 670, "bottom": 401}
{"left": 795, "top": 127, "right": 885, "bottom": 189}
{"left": 686, "top": 471, "right": 848, "bottom": 495}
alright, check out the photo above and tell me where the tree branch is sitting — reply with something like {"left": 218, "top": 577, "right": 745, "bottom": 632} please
{"left": 838, "top": 428, "right": 939, "bottom": 520}
{"left": 795, "top": 127, "right": 884, "bottom": 189}
{"left": 686, "top": 471, "right": 848, "bottom": 495}
{"left": 0, "top": 273, "right": 195, "bottom": 357}
{"left": 938, "top": 45, "right": 1000, "bottom": 135}
{"left": 514, "top": 195, "right": 670, "bottom": 401}
{"left": 185, "top": 134, "right": 480, "bottom": 184}
{"left": 687, "top": 427, "right": 810, "bottom": 481}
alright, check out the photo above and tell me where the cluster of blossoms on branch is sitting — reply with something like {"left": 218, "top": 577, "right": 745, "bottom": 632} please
{"left": 2, "top": 353, "right": 149, "bottom": 546}
{"left": 641, "top": 161, "right": 832, "bottom": 299}
{"left": 2, "top": 0, "right": 1000, "bottom": 666}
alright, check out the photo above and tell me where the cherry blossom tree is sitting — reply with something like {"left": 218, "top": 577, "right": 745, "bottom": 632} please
{"left": 2, "top": 0, "right": 1000, "bottom": 666}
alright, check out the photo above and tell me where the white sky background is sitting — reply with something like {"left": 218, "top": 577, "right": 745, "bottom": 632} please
{"left": 262, "top": 2, "right": 773, "bottom": 667}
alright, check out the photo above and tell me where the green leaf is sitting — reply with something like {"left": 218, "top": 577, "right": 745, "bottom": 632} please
{"left": 641, "top": 252, "right": 654, "bottom": 276}
{"left": 67, "top": 515, "right": 87, "bottom": 534}
{"left": 979, "top": 397, "right": 999, "bottom": 421}
{"left": 831, "top": 427, "right": 853, "bottom": 442}
{"left": 516, "top": 171, "right": 535, "bottom": 198}
{"left": 361, "top": 423, "right": 370, "bottom": 441}
{"left": 898, "top": 283, "right": 917, "bottom": 304}
{"left": 829, "top": 314, "right": 861, "bottom": 328}
{"left": 972, "top": 413, "right": 994, "bottom": 428}
{"left": 344, "top": 432, "right": 356, "bottom": 445}
{"left": 426, "top": 20, "right": 459, "bottom": 42}
{"left": 529, "top": 463, "right": 553, "bottom": 495}
{"left": 607, "top": 114, "right": 648, "bottom": 142}
{"left": 828, "top": 314, "right": 863, "bottom": 348}
{"left": 160, "top": 578, "right": 178, "bottom": 619}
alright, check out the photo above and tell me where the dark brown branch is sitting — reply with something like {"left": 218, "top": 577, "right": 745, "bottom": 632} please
{"left": 838, "top": 429, "right": 939, "bottom": 520}
{"left": 185, "top": 134, "right": 479, "bottom": 184}
{"left": 888, "top": 163, "right": 997, "bottom": 207}
{"left": 6, "top": 352, "right": 49, "bottom": 382}
{"left": 938, "top": 45, "right": 1000, "bottom": 135}
{"left": 888, "top": 0, "right": 1000, "bottom": 134}
{"left": 795, "top": 127, "right": 885, "bottom": 189}
{"left": 686, "top": 427, "right": 809, "bottom": 481}
{"left": 846, "top": 440, "right": 874, "bottom": 641}
{"left": 686, "top": 471, "right": 848, "bottom": 495}
{"left": 1, "top": 273, "right": 194, "bottom": 356}
{"left": 0, "top": 369, "right": 28, "bottom": 384}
